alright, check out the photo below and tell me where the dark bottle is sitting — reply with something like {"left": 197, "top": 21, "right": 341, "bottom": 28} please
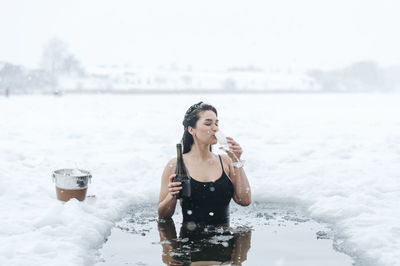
{"left": 174, "top": 143, "right": 191, "bottom": 199}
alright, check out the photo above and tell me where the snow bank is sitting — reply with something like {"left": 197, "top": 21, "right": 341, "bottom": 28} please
{"left": 0, "top": 93, "right": 399, "bottom": 265}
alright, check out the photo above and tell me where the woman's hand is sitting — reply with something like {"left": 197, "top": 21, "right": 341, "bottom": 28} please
{"left": 168, "top": 174, "right": 182, "bottom": 198}
{"left": 220, "top": 136, "right": 243, "bottom": 161}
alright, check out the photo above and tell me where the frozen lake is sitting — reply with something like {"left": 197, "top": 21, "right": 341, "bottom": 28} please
{"left": 0, "top": 93, "right": 399, "bottom": 265}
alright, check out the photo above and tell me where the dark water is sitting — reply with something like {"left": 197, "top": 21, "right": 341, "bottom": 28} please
{"left": 97, "top": 202, "right": 354, "bottom": 265}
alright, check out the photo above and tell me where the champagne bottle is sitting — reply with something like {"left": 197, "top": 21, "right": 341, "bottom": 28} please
{"left": 174, "top": 143, "right": 191, "bottom": 199}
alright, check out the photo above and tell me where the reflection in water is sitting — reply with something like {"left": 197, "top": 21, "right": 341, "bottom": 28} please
{"left": 98, "top": 203, "right": 355, "bottom": 266}
{"left": 158, "top": 219, "right": 251, "bottom": 265}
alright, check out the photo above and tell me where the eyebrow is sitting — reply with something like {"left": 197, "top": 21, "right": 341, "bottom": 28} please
{"left": 204, "top": 119, "right": 219, "bottom": 122}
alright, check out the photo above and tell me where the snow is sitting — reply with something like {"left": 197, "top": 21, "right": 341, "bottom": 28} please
{"left": 0, "top": 93, "right": 400, "bottom": 265}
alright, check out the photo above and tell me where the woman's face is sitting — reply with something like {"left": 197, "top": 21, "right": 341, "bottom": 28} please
{"left": 190, "top": 110, "right": 219, "bottom": 145}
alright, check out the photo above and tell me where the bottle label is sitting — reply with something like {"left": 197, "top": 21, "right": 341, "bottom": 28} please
{"left": 173, "top": 177, "right": 191, "bottom": 199}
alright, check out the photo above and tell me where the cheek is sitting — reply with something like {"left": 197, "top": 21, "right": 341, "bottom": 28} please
{"left": 201, "top": 130, "right": 211, "bottom": 135}
{"left": 199, "top": 128, "right": 212, "bottom": 136}
{"left": 197, "top": 125, "right": 210, "bottom": 134}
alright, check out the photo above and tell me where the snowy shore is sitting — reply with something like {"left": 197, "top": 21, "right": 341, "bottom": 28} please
{"left": 0, "top": 93, "right": 399, "bottom": 265}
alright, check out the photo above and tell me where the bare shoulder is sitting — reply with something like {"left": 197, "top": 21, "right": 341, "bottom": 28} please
{"left": 165, "top": 157, "right": 177, "bottom": 169}
{"left": 162, "top": 157, "right": 177, "bottom": 176}
{"left": 219, "top": 154, "right": 233, "bottom": 165}
{"left": 218, "top": 153, "right": 232, "bottom": 168}
{"left": 167, "top": 157, "right": 177, "bottom": 166}
{"left": 218, "top": 154, "right": 234, "bottom": 180}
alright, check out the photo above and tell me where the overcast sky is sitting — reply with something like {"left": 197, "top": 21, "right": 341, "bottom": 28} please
{"left": 1, "top": 0, "right": 399, "bottom": 70}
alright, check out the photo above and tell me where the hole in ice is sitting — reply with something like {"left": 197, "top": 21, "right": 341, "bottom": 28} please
{"left": 100, "top": 202, "right": 356, "bottom": 266}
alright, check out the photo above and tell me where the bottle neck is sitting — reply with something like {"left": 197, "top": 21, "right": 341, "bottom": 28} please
{"left": 176, "top": 145, "right": 183, "bottom": 163}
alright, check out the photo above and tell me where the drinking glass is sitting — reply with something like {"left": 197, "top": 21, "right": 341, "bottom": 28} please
{"left": 215, "top": 131, "right": 230, "bottom": 150}
{"left": 215, "top": 131, "right": 242, "bottom": 166}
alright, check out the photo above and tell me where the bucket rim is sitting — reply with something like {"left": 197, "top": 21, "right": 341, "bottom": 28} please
{"left": 52, "top": 168, "right": 92, "bottom": 178}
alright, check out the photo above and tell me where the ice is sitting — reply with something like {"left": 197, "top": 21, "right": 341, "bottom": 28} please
{"left": 208, "top": 235, "right": 234, "bottom": 245}
{"left": 316, "top": 231, "right": 331, "bottom": 239}
{"left": 71, "top": 169, "right": 84, "bottom": 176}
{"left": 1, "top": 94, "right": 400, "bottom": 265}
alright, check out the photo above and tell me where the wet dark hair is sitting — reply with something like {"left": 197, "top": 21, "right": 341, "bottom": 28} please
{"left": 181, "top": 101, "right": 218, "bottom": 154}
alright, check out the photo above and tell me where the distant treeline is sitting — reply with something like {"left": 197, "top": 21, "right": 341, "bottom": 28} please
{"left": 1, "top": 40, "right": 400, "bottom": 95}
{"left": 0, "top": 38, "right": 84, "bottom": 94}
{"left": 308, "top": 61, "right": 400, "bottom": 91}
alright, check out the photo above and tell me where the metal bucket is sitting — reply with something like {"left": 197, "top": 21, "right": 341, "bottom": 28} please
{"left": 52, "top": 169, "right": 92, "bottom": 202}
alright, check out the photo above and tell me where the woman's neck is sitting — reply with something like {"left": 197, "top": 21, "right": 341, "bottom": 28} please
{"left": 187, "top": 143, "right": 213, "bottom": 161}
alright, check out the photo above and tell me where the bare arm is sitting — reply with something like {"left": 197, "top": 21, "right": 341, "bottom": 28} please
{"left": 157, "top": 158, "right": 182, "bottom": 219}
{"left": 223, "top": 154, "right": 251, "bottom": 206}
{"left": 221, "top": 136, "right": 251, "bottom": 206}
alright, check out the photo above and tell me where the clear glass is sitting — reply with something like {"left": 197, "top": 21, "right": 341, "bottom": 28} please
{"left": 215, "top": 130, "right": 243, "bottom": 167}
{"left": 215, "top": 131, "right": 230, "bottom": 150}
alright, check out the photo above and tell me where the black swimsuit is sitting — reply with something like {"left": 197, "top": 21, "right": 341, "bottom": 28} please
{"left": 182, "top": 155, "right": 234, "bottom": 225}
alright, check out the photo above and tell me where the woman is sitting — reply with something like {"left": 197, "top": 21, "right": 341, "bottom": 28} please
{"left": 158, "top": 102, "right": 251, "bottom": 225}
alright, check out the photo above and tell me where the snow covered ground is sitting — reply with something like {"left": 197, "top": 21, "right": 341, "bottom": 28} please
{"left": 0, "top": 93, "right": 399, "bottom": 265}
